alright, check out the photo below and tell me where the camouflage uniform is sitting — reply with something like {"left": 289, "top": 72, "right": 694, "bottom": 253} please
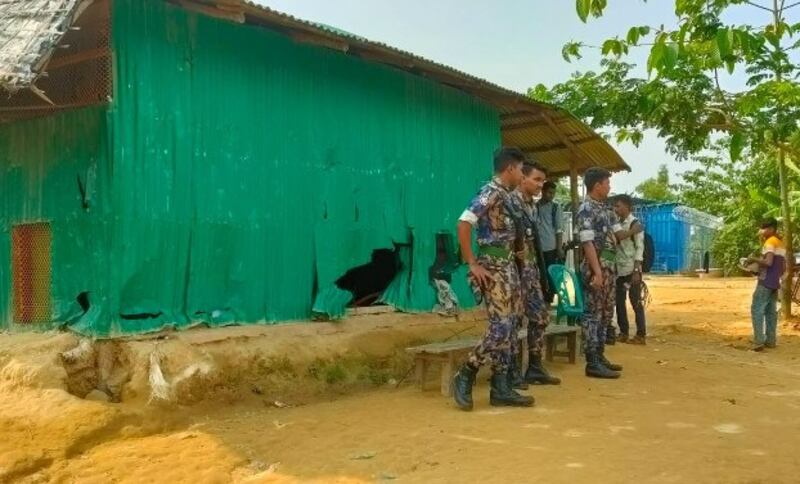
{"left": 508, "top": 190, "right": 550, "bottom": 360}
{"left": 576, "top": 196, "right": 619, "bottom": 354}
{"left": 604, "top": 206, "right": 621, "bottom": 340}
{"left": 459, "top": 178, "right": 522, "bottom": 373}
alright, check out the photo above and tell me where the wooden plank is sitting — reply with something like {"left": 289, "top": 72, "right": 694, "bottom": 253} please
{"left": 291, "top": 31, "right": 349, "bottom": 52}
{"left": 347, "top": 305, "right": 396, "bottom": 316}
{"left": 46, "top": 48, "right": 108, "bottom": 70}
{"left": 502, "top": 117, "right": 571, "bottom": 132}
{"left": 0, "top": 101, "right": 103, "bottom": 113}
{"left": 519, "top": 141, "right": 568, "bottom": 154}
{"left": 406, "top": 339, "right": 476, "bottom": 354}
{"left": 545, "top": 325, "right": 579, "bottom": 335}
{"left": 568, "top": 332, "right": 577, "bottom": 364}
{"left": 406, "top": 329, "right": 528, "bottom": 355}
{"left": 175, "top": 0, "right": 245, "bottom": 23}
{"left": 543, "top": 325, "right": 579, "bottom": 364}
{"left": 542, "top": 112, "right": 604, "bottom": 178}
{"left": 441, "top": 353, "right": 455, "bottom": 397}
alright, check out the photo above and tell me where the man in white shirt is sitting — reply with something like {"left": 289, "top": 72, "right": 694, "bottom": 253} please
{"left": 612, "top": 195, "right": 647, "bottom": 345}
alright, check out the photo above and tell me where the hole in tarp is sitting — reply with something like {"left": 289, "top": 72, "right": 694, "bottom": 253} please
{"left": 428, "top": 232, "right": 460, "bottom": 283}
{"left": 76, "top": 292, "right": 90, "bottom": 312}
{"left": 336, "top": 248, "right": 401, "bottom": 307}
{"left": 120, "top": 311, "right": 163, "bottom": 320}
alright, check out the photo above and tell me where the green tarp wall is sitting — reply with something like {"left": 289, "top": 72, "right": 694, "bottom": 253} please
{"left": 0, "top": 108, "right": 112, "bottom": 332}
{"left": 0, "top": 0, "right": 500, "bottom": 336}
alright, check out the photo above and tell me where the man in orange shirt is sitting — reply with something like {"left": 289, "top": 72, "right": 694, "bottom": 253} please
{"left": 746, "top": 218, "right": 786, "bottom": 351}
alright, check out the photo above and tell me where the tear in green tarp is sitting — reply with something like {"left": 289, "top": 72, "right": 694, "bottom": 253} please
{"left": 0, "top": 0, "right": 498, "bottom": 336}
{"left": 312, "top": 286, "right": 354, "bottom": 320}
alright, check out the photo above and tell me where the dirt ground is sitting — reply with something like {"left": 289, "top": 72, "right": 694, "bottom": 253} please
{"left": 2, "top": 277, "right": 800, "bottom": 483}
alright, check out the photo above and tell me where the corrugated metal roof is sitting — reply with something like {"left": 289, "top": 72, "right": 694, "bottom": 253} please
{"left": 1, "top": 0, "right": 630, "bottom": 176}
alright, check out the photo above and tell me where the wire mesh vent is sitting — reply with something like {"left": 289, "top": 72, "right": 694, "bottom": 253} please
{"left": 12, "top": 222, "right": 52, "bottom": 324}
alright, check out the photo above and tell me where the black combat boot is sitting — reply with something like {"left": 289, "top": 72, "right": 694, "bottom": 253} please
{"left": 524, "top": 354, "right": 561, "bottom": 385}
{"left": 605, "top": 326, "right": 617, "bottom": 345}
{"left": 452, "top": 363, "right": 478, "bottom": 411}
{"left": 585, "top": 352, "right": 621, "bottom": 379}
{"left": 508, "top": 358, "right": 529, "bottom": 390}
{"left": 489, "top": 371, "right": 535, "bottom": 407}
{"left": 598, "top": 344, "right": 623, "bottom": 371}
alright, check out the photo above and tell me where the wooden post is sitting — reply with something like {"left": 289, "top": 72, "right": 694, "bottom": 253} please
{"left": 441, "top": 354, "right": 455, "bottom": 397}
{"left": 570, "top": 163, "right": 581, "bottom": 269}
{"left": 569, "top": 164, "right": 580, "bottom": 215}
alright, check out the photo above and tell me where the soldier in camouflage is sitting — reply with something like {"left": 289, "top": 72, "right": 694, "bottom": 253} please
{"left": 576, "top": 168, "right": 633, "bottom": 379}
{"left": 508, "top": 161, "right": 561, "bottom": 386}
{"left": 452, "top": 147, "right": 535, "bottom": 411}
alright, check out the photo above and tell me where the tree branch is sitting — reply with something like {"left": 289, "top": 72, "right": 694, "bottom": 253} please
{"left": 745, "top": 0, "right": 776, "bottom": 11}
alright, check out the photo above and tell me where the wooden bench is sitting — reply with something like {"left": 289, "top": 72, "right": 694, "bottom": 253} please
{"left": 406, "top": 324, "right": 579, "bottom": 396}
{"left": 544, "top": 324, "right": 579, "bottom": 364}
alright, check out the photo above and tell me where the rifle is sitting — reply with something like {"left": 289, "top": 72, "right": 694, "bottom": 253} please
{"left": 505, "top": 194, "right": 551, "bottom": 296}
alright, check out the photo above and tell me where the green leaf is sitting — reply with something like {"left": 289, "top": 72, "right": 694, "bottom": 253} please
{"left": 778, "top": 21, "right": 791, "bottom": 38}
{"left": 647, "top": 41, "right": 667, "bottom": 75}
{"left": 561, "top": 41, "right": 583, "bottom": 62}
{"left": 627, "top": 27, "right": 641, "bottom": 45}
{"left": 664, "top": 43, "right": 679, "bottom": 70}
{"left": 591, "top": 0, "right": 607, "bottom": 17}
{"left": 577, "top": 0, "right": 592, "bottom": 22}
{"left": 750, "top": 186, "right": 781, "bottom": 206}
{"left": 729, "top": 132, "right": 745, "bottom": 162}
{"left": 725, "top": 58, "right": 736, "bottom": 74}
{"left": 602, "top": 39, "right": 615, "bottom": 56}
{"left": 765, "top": 28, "right": 780, "bottom": 48}
{"left": 528, "top": 84, "right": 554, "bottom": 103}
{"left": 716, "top": 28, "right": 732, "bottom": 60}
{"left": 734, "top": 29, "right": 752, "bottom": 56}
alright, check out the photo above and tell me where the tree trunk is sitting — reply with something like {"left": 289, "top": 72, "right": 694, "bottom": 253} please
{"left": 778, "top": 149, "right": 794, "bottom": 319}
{"left": 773, "top": 2, "right": 793, "bottom": 318}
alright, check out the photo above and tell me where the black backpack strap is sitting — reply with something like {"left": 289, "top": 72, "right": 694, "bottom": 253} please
{"left": 630, "top": 218, "right": 641, "bottom": 249}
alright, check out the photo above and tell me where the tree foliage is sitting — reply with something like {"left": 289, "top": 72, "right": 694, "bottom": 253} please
{"left": 533, "top": 0, "right": 800, "bottom": 312}
{"left": 636, "top": 165, "right": 679, "bottom": 201}
{"left": 678, "top": 142, "right": 783, "bottom": 272}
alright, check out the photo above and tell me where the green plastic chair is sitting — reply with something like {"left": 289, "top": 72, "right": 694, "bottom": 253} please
{"left": 547, "top": 264, "right": 584, "bottom": 326}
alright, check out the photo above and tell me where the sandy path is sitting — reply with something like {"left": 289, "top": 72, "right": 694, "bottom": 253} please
{"left": 4, "top": 277, "right": 800, "bottom": 483}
